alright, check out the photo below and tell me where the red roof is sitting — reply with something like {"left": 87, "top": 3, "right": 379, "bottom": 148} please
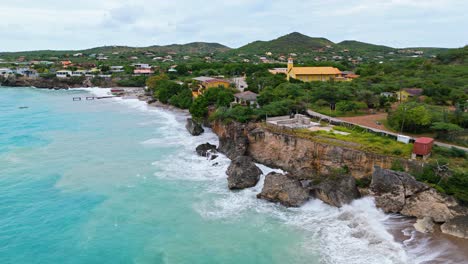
{"left": 415, "top": 137, "right": 434, "bottom": 144}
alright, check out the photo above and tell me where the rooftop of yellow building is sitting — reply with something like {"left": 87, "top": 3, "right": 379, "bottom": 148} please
{"left": 290, "top": 66, "right": 342, "bottom": 75}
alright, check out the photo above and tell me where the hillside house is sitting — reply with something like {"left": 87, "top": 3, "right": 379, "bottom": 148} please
{"left": 0, "top": 68, "right": 13, "bottom": 77}
{"left": 110, "top": 66, "right": 124, "bottom": 73}
{"left": 192, "top": 76, "right": 230, "bottom": 97}
{"left": 61, "top": 60, "right": 73, "bottom": 68}
{"left": 56, "top": 70, "right": 72, "bottom": 78}
{"left": 71, "top": 70, "right": 87, "bottom": 77}
{"left": 397, "top": 88, "right": 424, "bottom": 102}
{"left": 15, "top": 68, "right": 38, "bottom": 78}
{"left": 134, "top": 68, "right": 154, "bottom": 75}
{"left": 233, "top": 91, "right": 258, "bottom": 107}
{"left": 132, "top": 63, "right": 151, "bottom": 69}
{"left": 286, "top": 58, "right": 344, "bottom": 82}
{"left": 268, "top": 68, "right": 288, "bottom": 75}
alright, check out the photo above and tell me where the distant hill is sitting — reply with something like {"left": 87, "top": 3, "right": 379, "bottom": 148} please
{"left": 83, "top": 42, "right": 231, "bottom": 55}
{"left": 336, "top": 40, "right": 394, "bottom": 53}
{"left": 0, "top": 42, "right": 231, "bottom": 57}
{"left": 0, "top": 32, "right": 456, "bottom": 62}
{"left": 234, "top": 32, "right": 335, "bottom": 55}
{"left": 436, "top": 45, "right": 467, "bottom": 65}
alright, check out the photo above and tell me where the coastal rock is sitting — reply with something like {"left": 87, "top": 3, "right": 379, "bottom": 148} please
{"left": 226, "top": 156, "right": 262, "bottom": 189}
{"left": 305, "top": 174, "right": 361, "bottom": 207}
{"left": 441, "top": 216, "right": 468, "bottom": 239}
{"left": 370, "top": 166, "right": 428, "bottom": 213}
{"left": 414, "top": 217, "right": 435, "bottom": 233}
{"left": 257, "top": 172, "right": 309, "bottom": 207}
{"left": 186, "top": 118, "right": 204, "bottom": 136}
{"left": 213, "top": 121, "right": 248, "bottom": 159}
{"left": 195, "top": 143, "right": 217, "bottom": 158}
{"left": 370, "top": 167, "right": 465, "bottom": 222}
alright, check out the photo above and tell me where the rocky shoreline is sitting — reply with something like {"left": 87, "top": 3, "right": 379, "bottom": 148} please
{"left": 187, "top": 118, "right": 468, "bottom": 240}
{"left": 9, "top": 86, "right": 467, "bottom": 241}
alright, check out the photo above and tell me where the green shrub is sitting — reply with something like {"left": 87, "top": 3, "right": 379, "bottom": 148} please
{"left": 391, "top": 160, "right": 405, "bottom": 171}
{"left": 355, "top": 177, "right": 371, "bottom": 188}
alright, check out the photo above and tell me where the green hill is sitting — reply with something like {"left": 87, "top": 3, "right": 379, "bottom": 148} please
{"left": 0, "top": 42, "right": 231, "bottom": 58}
{"left": 234, "top": 32, "right": 335, "bottom": 55}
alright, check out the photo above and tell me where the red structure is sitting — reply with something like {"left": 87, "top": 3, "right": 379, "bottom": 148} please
{"left": 412, "top": 137, "right": 434, "bottom": 159}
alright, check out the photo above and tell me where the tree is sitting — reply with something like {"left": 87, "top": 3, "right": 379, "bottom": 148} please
{"left": 336, "top": 101, "right": 359, "bottom": 113}
{"left": 388, "top": 102, "right": 432, "bottom": 132}
{"left": 431, "top": 122, "right": 463, "bottom": 140}
{"left": 146, "top": 74, "right": 169, "bottom": 91}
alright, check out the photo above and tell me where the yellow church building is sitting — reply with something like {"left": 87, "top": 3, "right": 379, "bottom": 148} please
{"left": 286, "top": 58, "right": 344, "bottom": 82}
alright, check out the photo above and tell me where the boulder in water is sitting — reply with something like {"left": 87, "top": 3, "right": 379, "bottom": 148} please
{"left": 441, "top": 216, "right": 468, "bottom": 239}
{"left": 414, "top": 217, "right": 435, "bottom": 233}
{"left": 196, "top": 143, "right": 217, "bottom": 157}
{"left": 304, "top": 174, "right": 360, "bottom": 207}
{"left": 186, "top": 118, "right": 204, "bottom": 136}
{"left": 257, "top": 172, "right": 309, "bottom": 207}
{"left": 226, "top": 156, "right": 262, "bottom": 190}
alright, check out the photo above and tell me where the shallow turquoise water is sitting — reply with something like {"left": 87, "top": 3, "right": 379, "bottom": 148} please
{"left": 0, "top": 87, "right": 322, "bottom": 263}
{"left": 2, "top": 87, "right": 442, "bottom": 264}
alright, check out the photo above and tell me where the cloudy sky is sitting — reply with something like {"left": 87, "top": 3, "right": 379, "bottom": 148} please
{"left": 1, "top": 0, "right": 467, "bottom": 51}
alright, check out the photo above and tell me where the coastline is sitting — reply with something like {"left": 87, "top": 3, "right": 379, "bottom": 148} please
{"left": 5, "top": 86, "right": 467, "bottom": 263}
{"left": 102, "top": 86, "right": 468, "bottom": 262}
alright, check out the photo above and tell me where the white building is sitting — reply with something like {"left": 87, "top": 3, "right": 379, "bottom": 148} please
{"left": 71, "top": 70, "right": 87, "bottom": 77}
{"left": 110, "top": 66, "right": 124, "bottom": 73}
{"left": 56, "top": 70, "right": 72, "bottom": 78}
{"left": 132, "top": 63, "right": 151, "bottom": 69}
{"left": 0, "top": 68, "right": 13, "bottom": 77}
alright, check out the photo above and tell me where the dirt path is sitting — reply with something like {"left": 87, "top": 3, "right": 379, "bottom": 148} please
{"left": 339, "top": 113, "right": 388, "bottom": 130}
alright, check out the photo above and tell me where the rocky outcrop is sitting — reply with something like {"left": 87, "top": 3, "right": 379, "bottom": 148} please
{"left": 302, "top": 174, "right": 361, "bottom": 207}
{"left": 226, "top": 156, "right": 262, "bottom": 189}
{"left": 370, "top": 167, "right": 466, "bottom": 223}
{"left": 257, "top": 172, "right": 309, "bottom": 207}
{"left": 441, "top": 216, "right": 468, "bottom": 239}
{"left": 195, "top": 143, "right": 217, "bottom": 159}
{"left": 186, "top": 118, "right": 204, "bottom": 136}
{"left": 414, "top": 217, "right": 435, "bottom": 233}
{"left": 1, "top": 76, "right": 116, "bottom": 88}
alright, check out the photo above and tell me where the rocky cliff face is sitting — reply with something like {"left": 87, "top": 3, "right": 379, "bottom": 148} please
{"left": 210, "top": 121, "right": 468, "bottom": 238}
{"left": 211, "top": 121, "right": 416, "bottom": 179}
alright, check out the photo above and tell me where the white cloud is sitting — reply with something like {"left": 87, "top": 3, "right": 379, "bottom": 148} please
{"left": 0, "top": 0, "right": 466, "bottom": 51}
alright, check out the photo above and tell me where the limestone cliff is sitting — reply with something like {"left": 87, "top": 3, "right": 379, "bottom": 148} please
{"left": 211, "top": 121, "right": 417, "bottom": 179}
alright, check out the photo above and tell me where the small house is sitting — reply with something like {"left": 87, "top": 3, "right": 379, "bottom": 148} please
{"left": 110, "top": 66, "right": 124, "bottom": 73}
{"left": 397, "top": 88, "right": 423, "bottom": 102}
{"left": 56, "top": 70, "right": 72, "bottom": 78}
{"left": 134, "top": 68, "right": 154, "bottom": 75}
{"left": 233, "top": 91, "right": 258, "bottom": 107}
{"left": 192, "top": 76, "right": 230, "bottom": 97}
{"left": 71, "top": 70, "right": 87, "bottom": 77}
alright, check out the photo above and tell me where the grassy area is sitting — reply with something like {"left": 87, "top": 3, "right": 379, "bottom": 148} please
{"left": 264, "top": 123, "right": 413, "bottom": 157}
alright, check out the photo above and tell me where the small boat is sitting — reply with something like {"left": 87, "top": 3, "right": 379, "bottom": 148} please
{"left": 18, "top": 106, "right": 29, "bottom": 109}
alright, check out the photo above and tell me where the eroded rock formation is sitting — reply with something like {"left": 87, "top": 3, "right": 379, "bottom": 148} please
{"left": 257, "top": 172, "right": 309, "bottom": 207}
{"left": 226, "top": 156, "right": 262, "bottom": 189}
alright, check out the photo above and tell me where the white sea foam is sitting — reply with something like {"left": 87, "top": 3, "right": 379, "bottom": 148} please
{"left": 77, "top": 87, "right": 450, "bottom": 264}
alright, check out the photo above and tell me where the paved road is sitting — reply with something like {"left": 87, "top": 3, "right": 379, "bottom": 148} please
{"left": 306, "top": 109, "right": 468, "bottom": 152}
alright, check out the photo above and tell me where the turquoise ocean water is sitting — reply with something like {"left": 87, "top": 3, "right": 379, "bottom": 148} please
{"left": 0, "top": 87, "right": 459, "bottom": 264}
